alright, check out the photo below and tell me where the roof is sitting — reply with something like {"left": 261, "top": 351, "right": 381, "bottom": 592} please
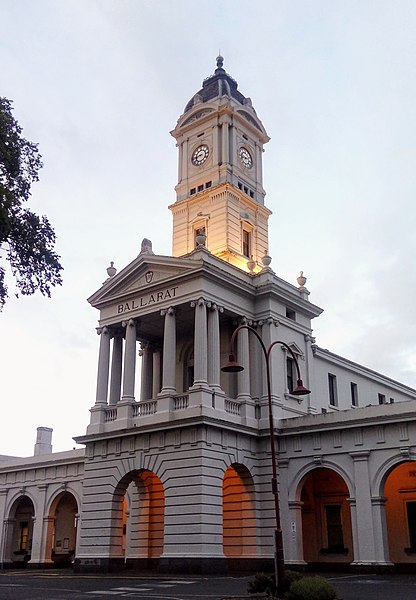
{"left": 183, "top": 55, "right": 256, "bottom": 114}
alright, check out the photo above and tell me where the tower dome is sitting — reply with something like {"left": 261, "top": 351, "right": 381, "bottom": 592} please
{"left": 183, "top": 55, "right": 256, "bottom": 115}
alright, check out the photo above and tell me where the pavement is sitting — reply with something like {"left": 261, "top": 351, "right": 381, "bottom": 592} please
{"left": 0, "top": 569, "right": 416, "bottom": 600}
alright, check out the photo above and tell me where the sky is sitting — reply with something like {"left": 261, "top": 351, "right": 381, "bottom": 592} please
{"left": 0, "top": 0, "right": 415, "bottom": 457}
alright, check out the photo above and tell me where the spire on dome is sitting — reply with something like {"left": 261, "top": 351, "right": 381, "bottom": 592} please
{"left": 215, "top": 54, "right": 224, "bottom": 73}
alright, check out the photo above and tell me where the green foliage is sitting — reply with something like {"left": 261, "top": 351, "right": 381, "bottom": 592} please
{"left": 0, "top": 97, "right": 63, "bottom": 309}
{"left": 285, "top": 575, "right": 337, "bottom": 600}
{"left": 284, "top": 570, "right": 303, "bottom": 588}
{"left": 247, "top": 572, "right": 275, "bottom": 596}
{"left": 248, "top": 570, "right": 303, "bottom": 597}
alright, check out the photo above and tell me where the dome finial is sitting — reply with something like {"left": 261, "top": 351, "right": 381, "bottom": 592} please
{"left": 216, "top": 53, "right": 224, "bottom": 71}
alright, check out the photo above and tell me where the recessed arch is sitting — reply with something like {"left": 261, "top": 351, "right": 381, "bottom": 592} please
{"left": 291, "top": 460, "right": 354, "bottom": 503}
{"left": 112, "top": 469, "right": 165, "bottom": 567}
{"left": 47, "top": 491, "right": 79, "bottom": 566}
{"left": 299, "top": 467, "right": 352, "bottom": 565}
{"left": 223, "top": 463, "right": 256, "bottom": 558}
{"left": 3, "top": 495, "right": 35, "bottom": 566}
{"left": 373, "top": 453, "right": 416, "bottom": 497}
{"left": 383, "top": 460, "right": 416, "bottom": 565}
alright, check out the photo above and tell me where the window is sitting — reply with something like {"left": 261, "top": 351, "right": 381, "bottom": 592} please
{"left": 286, "top": 307, "right": 296, "bottom": 321}
{"left": 286, "top": 357, "right": 295, "bottom": 393}
{"left": 205, "top": 181, "right": 212, "bottom": 189}
{"left": 19, "top": 521, "right": 29, "bottom": 551}
{"left": 325, "top": 505, "right": 345, "bottom": 552}
{"left": 378, "top": 393, "right": 386, "bottom": 405}
{"left": 390, "top": 397, "right": 395, "bottom": 404}
{"left": 190, "top": 187, "right": 196, "bottom": 195}
{"left": 407, "top": 502, "right": 416, "bottom": 549}
{"left": 197, "top": 184, "right": 204, "bottom": 192}
{"left": 328, "top": 374, "right": 338, "bottom": 407}
{"left": 242, "top": 228, "right": 251, "bottom": 258}
{"left": 350, "top": 382, "right": 358, "bottom": 407}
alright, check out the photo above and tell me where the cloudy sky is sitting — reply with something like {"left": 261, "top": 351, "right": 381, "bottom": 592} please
{"left": 1, "top": 0, "right": 415, "bottom": 457}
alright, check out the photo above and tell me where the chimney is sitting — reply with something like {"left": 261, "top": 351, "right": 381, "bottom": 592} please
{"left": 34, "top": 427, "right": 53, "bottom": 456}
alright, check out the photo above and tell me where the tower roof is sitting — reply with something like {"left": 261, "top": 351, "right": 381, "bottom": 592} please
{"left": 184, "top": 55, "right": 257, "bottom": 114}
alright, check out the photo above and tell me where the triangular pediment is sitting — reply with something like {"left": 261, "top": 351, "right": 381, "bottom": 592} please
{"left": 88, "top": 253, "right": 202, "bottom": 308}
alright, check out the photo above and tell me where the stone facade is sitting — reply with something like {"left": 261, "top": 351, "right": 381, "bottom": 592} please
{"left": 1, "top": 57, "right": 416, "bottom": 574}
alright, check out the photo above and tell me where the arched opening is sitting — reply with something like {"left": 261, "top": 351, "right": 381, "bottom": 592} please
{"left": 4, "top": 496, "right": 35, "bottom": 567}
{"left": 47, "top": 491, "right": 78, "bottom": 566}
{"left": 300, "top": 467, "right": 352, "bottom": 565}
{"left": 384, "top": 461, "right": 416, "bottom": 565}
{"left": 113, "top": 470, "right": 165, "bottom": 569}
{"left": 223, "top": 464, "right": 256, "bottom": 558}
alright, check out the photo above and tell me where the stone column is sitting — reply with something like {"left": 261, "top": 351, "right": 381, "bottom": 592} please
{"left": 350, "top": 451, "right": 377, "bottom": 564}
{"left": 109, "top": 334, "right": 123, "bottom": 405}
{"left": 29, "top": 484, "right": 49, "bottom": 565}
{"left": 0, "top": 490, "right": 7, "bottom": 566}
{"left": 287, "top": 501, "right": 306, "bottom": 565}
{"left": 237, "top": 318, "right": 251, "bottom": 400}
{"left": 371, "top": 496, "right": 392, "bottom": 564}
{"left": 2, "top": 518, "right": 15, "bottom": 565}
{"left": 220, "top": 117, "right": 229, "bottom": 165}
{"left": 152, "top": 350, "right": 161, "bottom": 398}
{"left": 139, "top": 342, "right": 153, "bottom": 402}
{"left": 261, "top": 318, "right": 281, "bottom": 400}
{"left": 121, "top": 319, "right": 137, "bottom": 402}
{"left": 95, "top": 326, "right": 111, "bottom": 405}
{"left": 191, "top": 298, "right": 208, "bottom": 386}
{"left": 207, "top": 303, "right": 222, "bottom": 389}
{"left": 249, "top": 322, "right": 263, "bottom": 400}
{"left": 160, "top": 308, "right": 176, "bottom": 395}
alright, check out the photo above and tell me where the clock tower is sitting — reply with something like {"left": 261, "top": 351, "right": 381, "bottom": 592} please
{"left": 169, "top": 56, "right": 272, "bottom": 272}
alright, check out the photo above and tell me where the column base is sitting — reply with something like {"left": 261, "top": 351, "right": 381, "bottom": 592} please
{"left": 73, "top": 556, "right": 125, "bottom": 573}
{"left": 158, "top": 556, "right": 228, "bottom": 574}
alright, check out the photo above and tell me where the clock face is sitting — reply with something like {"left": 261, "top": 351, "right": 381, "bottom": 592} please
{"left": 239, "top": 146, "right": 253, "bottom": 169}
{"left": 191, "top": 144, "right": 209, "bottom": 166}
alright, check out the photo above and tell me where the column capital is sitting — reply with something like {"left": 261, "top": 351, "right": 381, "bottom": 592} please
{"left": 350, "top": 450, "right": 370, "bottom": 461}
{"left": 96, "top": 326, "right": 110, "bottom": 335}
{"left": 207, "top": 302, "right": 224, "bottom": 313}
{"left": 139, "top": 341, "right": 152, "bottom": 356}
{"left": 122, "top": 318, "right": 137, "bottom": 329}
{"left": 160, "top": 306, "right": 175, "bottom": 316}
{"left": 190, "top": 297, "right": 207, "bottom": 308}
{"left": 264, "top": 316, "right": 279, "bottom": 327}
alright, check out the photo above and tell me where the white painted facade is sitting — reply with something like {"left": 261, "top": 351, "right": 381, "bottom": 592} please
{"left": 1, "top": 57, "right": 416, "bottom": 574}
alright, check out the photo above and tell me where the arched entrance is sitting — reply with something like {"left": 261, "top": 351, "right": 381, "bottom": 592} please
{"left": 223, "top": 464, "right": 256, "bottom": 559}
{"left": 384, "top": 461, "right": 416, "bottom": 565}
{"left": 113, "top": 470, "right": 165, "bottom": 569}
{"left": 300, "top": 467, "right": 352, "bottom": 565}
{"left": 47, "top": 491, "right": 78, "bottom": 566}
{"left": 4, "top": 496, "right": 35, "bottom": 567}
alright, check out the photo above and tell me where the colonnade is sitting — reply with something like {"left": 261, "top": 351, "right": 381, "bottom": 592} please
{"left": 93, "top": 299, "right": 226, "bottom": 408}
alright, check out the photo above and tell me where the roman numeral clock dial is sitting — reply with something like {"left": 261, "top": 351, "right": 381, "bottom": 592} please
{"left": 191, "top": 144, "right": 209, "bottom": 166}
{"left": 239, "top": 146, "right": 253, "bottom": 168}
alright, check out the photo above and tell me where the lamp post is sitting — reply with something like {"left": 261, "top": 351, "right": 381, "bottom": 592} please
{"left": 221, "top": 324, "right": 310, "bottom": 597}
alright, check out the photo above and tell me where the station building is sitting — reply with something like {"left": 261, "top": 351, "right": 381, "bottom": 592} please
{"left": 1, "top": 57, "right": 416, "bottom": 573}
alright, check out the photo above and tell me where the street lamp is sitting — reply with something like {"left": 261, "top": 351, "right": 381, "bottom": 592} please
{"left": 221, "top": 324, "right": 310, "bottom": 597}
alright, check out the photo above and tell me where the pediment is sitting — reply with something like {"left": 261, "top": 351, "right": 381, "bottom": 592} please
{"left": 88, "top": 254, "right": 201, "bottom": 308}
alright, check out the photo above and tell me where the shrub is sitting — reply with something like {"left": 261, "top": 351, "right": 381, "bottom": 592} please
{"left": 247, "top": 572, "right": 275, "bottom": 596}
{"left": 285, "top": 576, "right": 337, "bottom": 600}
{"left": 248, "top": 570, "right": 304, "bottom": 597}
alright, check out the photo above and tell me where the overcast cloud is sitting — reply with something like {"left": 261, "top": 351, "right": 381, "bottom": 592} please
{"left": 0, "top": 0, "right": 415, "bottom": 456}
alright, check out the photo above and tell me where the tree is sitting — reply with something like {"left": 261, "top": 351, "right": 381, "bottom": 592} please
{"left": 0, "top": 97, "right": 63, "bottom": 309}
